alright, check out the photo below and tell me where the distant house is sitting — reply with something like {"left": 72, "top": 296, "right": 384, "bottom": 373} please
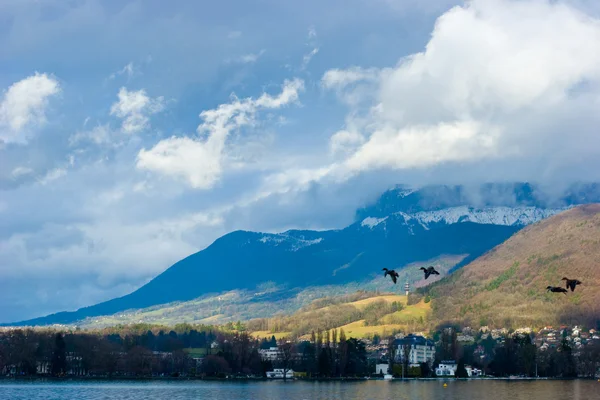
{"left": 394, "top": 334, "right": 435, "bottom": 367}
{"left": 259, "top": 347, "right": 281, "bottom": 361}
{"left": 435, "top": 361, "right": 457, "bottom": 377}
{"left": 465, "top": 365, "right": 482, "bottom": 377}
{"left": 266, "top": 369, "right": 294, "bottom": 379}
{"left": 375, "top": 363, "right": 389, "bottom": 375}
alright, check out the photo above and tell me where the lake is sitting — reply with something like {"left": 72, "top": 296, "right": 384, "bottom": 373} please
{"left": 0, "top": 379, "right": 597, "bottom": 400}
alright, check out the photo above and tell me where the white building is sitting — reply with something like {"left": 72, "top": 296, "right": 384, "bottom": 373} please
{"left": 465, "top": 365, "right": 482, "bottom": 377}
{"left": 395, "top": 334, "right": 436, "bottom": 367}
{"left": 435, "top": 361, "right": 457, "bottom": 376}
{"left": 375, "top": 363, "right": 389, "bottom": 375}
{"left": 266, "top": 369, "right": 294, "bottom": 379}
{"left": 259, "top": 347, "right": 281, "bottom": 361}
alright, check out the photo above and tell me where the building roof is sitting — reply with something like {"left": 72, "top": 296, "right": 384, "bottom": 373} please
{"left": 393, "top": 334, "right": 435, "bottom": 347}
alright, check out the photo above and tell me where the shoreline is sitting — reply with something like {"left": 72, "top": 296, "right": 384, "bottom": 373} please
{"left": 0, "top": 376, "right": 594, "bottom": 383}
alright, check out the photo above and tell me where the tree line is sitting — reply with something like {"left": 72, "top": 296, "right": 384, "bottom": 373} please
{"left": 0, "top": 324, "right": 598, "bottom": 379}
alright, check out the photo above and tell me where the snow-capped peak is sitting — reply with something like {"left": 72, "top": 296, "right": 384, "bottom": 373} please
{"left": 392, "top": 206, "right": 571, "bottom": 228}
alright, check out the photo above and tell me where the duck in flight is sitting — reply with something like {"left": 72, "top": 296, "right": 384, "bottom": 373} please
{"left": 562, "top": 277, "right": 582, "bottom": 292}
{"left": 546, "top": 286, "right": 568, "bottom": 295}
{"left": 420, "top": 266, "right": 440, "bottom": 280}
{"left": 382, "top": 268, "right": 399, "bottom": 284}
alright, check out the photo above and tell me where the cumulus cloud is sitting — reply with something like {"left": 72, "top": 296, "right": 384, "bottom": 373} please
{"left": 137, "top": 78, "right": 305, "bottom": 189}
{"left": 110, "top": 87, "right": 165, "bottom": 134}
{"left": 0, "top": 72, "right": 60, "bottom": 144}
{"left": 317, "top": 0, "right": 600, "bottom": 182}
{"left": 329, "top": 130, "right": 366, "bottom": 155}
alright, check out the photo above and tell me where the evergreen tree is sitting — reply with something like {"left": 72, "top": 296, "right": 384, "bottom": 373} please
{"left": 51, "top": 333, "right": 67, "bottom": 376}
{"left": 456, "top": 358, "right": 469, "bottom": 378}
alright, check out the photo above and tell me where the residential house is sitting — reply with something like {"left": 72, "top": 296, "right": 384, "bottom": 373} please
{"left": 259, "top": 347, "right": 281, "bottom": 361}
{"left": 394, "top": 334, "right": 435, "bottom": 367}
{"left": 435, "top": 361, "right": 457, "bottom": 377}
{"left": 375, "top": 363, "right": 389, "bottom": 375}
{"left": 266, "top": 369, "right": 294, "bottom": 379}
{"left": 465, "top": 365, "right": 482, "bottom": 377}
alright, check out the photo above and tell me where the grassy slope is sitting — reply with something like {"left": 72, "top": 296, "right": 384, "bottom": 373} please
{"left": 249, "top": 294, "right": 432, "bottom": 340}
{"left": 428, "top": 204, "right": 600, "bottom": 329}
{"left": 79, "top": 255, "right": 458, "bottom": 329}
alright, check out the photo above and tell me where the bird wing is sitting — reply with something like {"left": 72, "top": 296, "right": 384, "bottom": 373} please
{"left": 391, "top": 274, "right": 397, "bottom": 284}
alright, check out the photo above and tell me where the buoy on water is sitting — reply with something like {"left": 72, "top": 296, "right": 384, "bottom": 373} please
{"left": 443, "top": 383, "right": 447, "bottom": 387}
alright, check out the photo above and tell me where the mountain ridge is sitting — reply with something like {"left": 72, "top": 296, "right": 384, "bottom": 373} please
{"left": 8, "top": 182, "right": 600, "bottom": 327}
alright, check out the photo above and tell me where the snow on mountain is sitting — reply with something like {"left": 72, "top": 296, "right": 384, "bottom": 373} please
{"left": 258, "top": 234, "right": 323, "bottom": 251}
{"left": 360, "top": 206, "right": 571, "bottom": 231}
{"left": 405, "top": 206, "right": 571, "bottom": 227}
{"left": 360, "top": 216, "right": 388, "bottom": 229}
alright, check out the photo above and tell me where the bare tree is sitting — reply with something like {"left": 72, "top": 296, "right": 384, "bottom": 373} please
{"left": 277, "top": 340, "right": 296, "bottom": 381}
{"left": 387, "top": 336, "right": 396, "bottom": 374}
{"left": 402, "top": 343, "right": 411, "bottom": 378}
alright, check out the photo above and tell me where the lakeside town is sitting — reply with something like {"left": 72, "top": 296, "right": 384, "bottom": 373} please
{"left": 0, "top": 323, "right": 598, "bottom": 380}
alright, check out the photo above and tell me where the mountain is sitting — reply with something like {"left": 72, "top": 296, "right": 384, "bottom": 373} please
{"left": 9, "top": 182, "right": 600, "bottom": 327}
{"left": 427, "top": 203, "right": 600, "bottom": 329}
{"left": 355, "top": 182, "right": 600, "bottom": 219}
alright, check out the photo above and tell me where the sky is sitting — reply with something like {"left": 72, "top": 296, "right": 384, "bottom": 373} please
{"left": 2, "top": 0, "right": 600, "bottom": 323}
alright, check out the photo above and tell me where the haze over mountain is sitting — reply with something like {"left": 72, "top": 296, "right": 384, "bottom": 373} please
{"left": 429, "top": 203, "right": 600, "bottom": 329}
{"left": 10, "top": 182, "right": 600, "bottom": 327}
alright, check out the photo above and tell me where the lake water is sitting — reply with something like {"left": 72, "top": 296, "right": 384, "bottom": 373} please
{"left": 0, "top": 379, "right": 597, "bottom": 400}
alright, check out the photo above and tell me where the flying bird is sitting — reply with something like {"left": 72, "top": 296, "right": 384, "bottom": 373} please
{"left": 420, "top": 266, "right": 440, "bottom": 280}
{"left": 561, "top": 277, "right": 582, "bottom": 292}
{"left": 382, "top": 268, "right": 399, "bottom": 284}
{"left": 546, "top": 286, "right": 568, "bottom": 295}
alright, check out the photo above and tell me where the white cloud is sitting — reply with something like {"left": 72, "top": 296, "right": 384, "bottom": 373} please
{"left": 301, "top": 47, "right": 319, "bottom": 70}
{"left": 229, "top": 49, "right": 266, "bottom": 64}
{"left": 37, "top": 168, "right": 67, "bottom": 185}
{"left": 137, "top": 78, "right": 305, "bottom": 189}
{"left": 345, "top": 120, "right": 504, "bottom": 171}
{"left": 0, "top": 72, "right": 60, "bottom": 144}
{"left": 321, "top": 67, "right": 382, "bottom": 90}
{"left": 11, "top": 166, "right": 34, "bottom": 179}
{"left": 300, "top": 26, "right": 319, "bottom": 70}
{"left": 69, "top": 124, "right": 113, "bottom": 146}
{"left": 329, "top": 130, "right": 366, "bottom": 155}
{"left": 108, "top": 62, "right": 136, "bottom": 81}
{"left": 110, "top": 87, "right": 165, "bottom": 134}
{"left": 320, "top": 0, "right": 600, "bottom": 179}
{"left": 137, "top": 136, "right": 222, "bottom": 189}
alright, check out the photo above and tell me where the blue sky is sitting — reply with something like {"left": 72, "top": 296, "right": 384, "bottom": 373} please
{"left": 2, "top": 0, "right": 600, "bottom": 323}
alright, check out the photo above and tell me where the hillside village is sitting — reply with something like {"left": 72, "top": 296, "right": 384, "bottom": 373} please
{"left": 255, "top": 324, "right": 600, "bottom": 379}
{"left": 1, "top": 322, "right": 598, "bottom": 379}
